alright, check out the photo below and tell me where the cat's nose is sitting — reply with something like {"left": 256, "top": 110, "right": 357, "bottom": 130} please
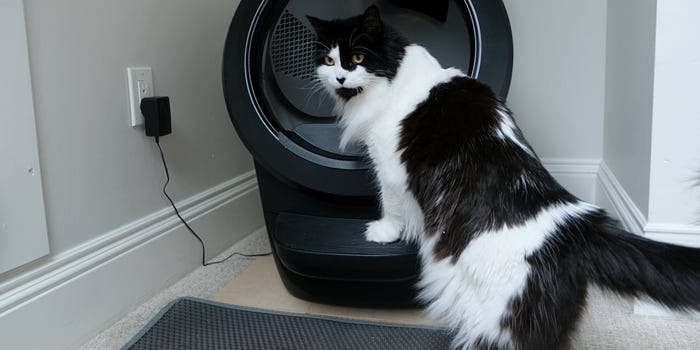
{"left": 336, "top": 77, "right": 346, "bottom": 85}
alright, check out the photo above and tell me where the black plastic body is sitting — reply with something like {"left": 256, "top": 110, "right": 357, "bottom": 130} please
{"left": 256, "top": 163, "right": 422, "bottom": 307}
{"left": 140, "top": 96, "right": 172, "bottom": 137}
{"left": 223, "top": 0, "right": 513, "bottom": 308}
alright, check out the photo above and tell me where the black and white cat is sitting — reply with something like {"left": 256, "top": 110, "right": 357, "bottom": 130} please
{"left": 308, "top": 6, "right": 700, "bottom": 350}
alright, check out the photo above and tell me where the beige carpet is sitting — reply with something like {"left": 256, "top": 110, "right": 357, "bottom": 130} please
{"left": 215, "top": 256, "right": 700, "bottom": 349}
{"left": 213, "top": 256, "right": 439, "bottom": 326}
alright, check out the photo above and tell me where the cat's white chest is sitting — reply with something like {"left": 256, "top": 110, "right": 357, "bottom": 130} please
{"left": 365, "top": 116, "right": 405, "bottom": 184}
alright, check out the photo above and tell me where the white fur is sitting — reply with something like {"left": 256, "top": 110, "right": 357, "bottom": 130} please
{"left": 496, "top": 108, "right": 535, "bottom": 158}
{"left": 336, "top": 45, "right": 463, "bottom": 243}
{"left": 417, "top": 201, "right": 596, "bottom": 349}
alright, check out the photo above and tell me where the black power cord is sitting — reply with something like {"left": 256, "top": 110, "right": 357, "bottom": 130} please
{"left": 155, "top": 137, "right": 271, "bottom": 266}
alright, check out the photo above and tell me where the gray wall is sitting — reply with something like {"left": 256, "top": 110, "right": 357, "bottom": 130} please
{"left": 503, "top": 0, "right": 608, "bottom": 160}
{"left": 603, "top": 0, "right": 656, "bottom": 217}
{"left": 23, "top": 0, "right": 250, "bottom": 255}
{"left": 16, "top": 0, "right": 614, "bottom": 264}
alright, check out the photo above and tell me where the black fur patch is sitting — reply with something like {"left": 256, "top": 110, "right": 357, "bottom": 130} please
{"left": 503, "top": 213, "right": 597, "bottom": 349}
{"left": 336, "top": 87, "right": 363, "bottom": 100}
{"left": 399, "top": 76, "right": 577, "bottom": 260}
{"left": 307, "top": 6, "right": 409, "bottom": 82}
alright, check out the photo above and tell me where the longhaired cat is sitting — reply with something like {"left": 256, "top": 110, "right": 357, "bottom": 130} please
{"left": 308, "top": 6, "right": 700, "bottom": 349}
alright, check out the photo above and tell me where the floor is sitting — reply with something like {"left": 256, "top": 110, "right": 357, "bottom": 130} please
{"left": 81, "top": 230, "right": 700, "bottom": 349}
{"left": 212, "top": 255, "right": 438, "bottom": 326}
{"left": 78, "top": 230, "right": 271, "bottom": 350}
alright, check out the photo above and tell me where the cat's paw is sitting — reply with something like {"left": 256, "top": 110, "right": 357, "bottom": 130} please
{"left": 365, "top": 219, "right": 401, "bottom": 243}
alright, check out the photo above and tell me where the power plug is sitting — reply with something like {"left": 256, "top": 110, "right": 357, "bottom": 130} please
{"left": 140, "top": 96, "right": 172, "bottom": 138}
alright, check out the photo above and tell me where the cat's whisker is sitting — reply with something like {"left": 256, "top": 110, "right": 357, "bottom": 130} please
{"left": 316, "top": 87, "right": 332, "bottom": 110}
{"left": 353, "top": 45, "right": 379, "bottom": 57}
{"left": 348, "top": 28, "right": 358, "bottom": 48}
{"left": 351, "top": 33, "right": 371, "bottom": 47}
{"left": 298, "top": 81, "right": 324, "bottom": 91}
{"left": 299, "top": 81, "right": 323, "bottom": 94}
{"left": 304, "top": 84, "right": 327, "bottom": 106}
{"left": 298, "top": 83, "right": 321, "bottom": 90}
{"left": 303, "top": 87, "right": 323, "bottom": 103}
{"left": 298, "top": 77, "right": 325, "bottom": 102}
{"left": 312, "top": 40, "right": 330, "bottom": 51}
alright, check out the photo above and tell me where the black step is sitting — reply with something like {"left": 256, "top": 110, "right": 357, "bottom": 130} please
{"left": 273, "top": 212, "right": 420, "bottom": 282}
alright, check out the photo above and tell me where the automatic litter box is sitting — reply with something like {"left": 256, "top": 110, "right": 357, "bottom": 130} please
{"left": 223, "top": 0, "right": 513, "bottom": 307}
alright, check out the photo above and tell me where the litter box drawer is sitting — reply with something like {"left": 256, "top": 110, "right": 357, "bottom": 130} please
{"left": 273, "top": 212, "right": 420, "bottom": 282}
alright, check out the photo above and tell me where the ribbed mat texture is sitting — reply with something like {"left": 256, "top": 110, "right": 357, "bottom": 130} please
{"left": 123, "top": 298, "right": 453, "bottom": 350}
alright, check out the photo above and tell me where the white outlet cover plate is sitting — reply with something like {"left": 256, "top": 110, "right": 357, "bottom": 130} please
{"left": 127, "top": 67, "right": 154, "bottom": 127}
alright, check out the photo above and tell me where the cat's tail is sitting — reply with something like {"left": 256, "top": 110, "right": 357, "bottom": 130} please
{"left": 585, "top": 222, "right": 700, "bottom": 311}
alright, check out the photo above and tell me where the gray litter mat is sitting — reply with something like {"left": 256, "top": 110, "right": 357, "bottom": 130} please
{"left": 122, "top": 297, "right": 453, "bottom": 349}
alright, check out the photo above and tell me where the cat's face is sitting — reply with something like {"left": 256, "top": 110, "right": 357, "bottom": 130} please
{"left": 307, "top": 6, "right": 404, "bottom": 102}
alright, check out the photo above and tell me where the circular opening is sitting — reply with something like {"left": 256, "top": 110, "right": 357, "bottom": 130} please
{"left": 223, "top": 0, "right": 512, "bottom": 195}
{"left": 251, "top": 0, "right": 478, "bottom": 161}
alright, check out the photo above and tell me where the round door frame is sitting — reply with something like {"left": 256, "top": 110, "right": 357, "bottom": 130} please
{"left": 223, "top": 0, "right": 512, "bottom": 197}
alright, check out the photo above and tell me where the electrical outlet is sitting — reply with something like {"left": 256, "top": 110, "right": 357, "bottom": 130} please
{"left": 127, "top": 67, "right": 154, "bottom": 127}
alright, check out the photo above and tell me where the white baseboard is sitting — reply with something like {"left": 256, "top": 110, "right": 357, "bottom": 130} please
{"left": 595, "top": 162, "right": 647, "bottom": 234}
{"left": 0, "top": 171, "right": 264, "bottom": 350}
{"left": 597, "top": 161, "right": 700, "bottom": 318}
{"left": 597, "top": 161, "right": 700, "bottom": 241}
{"left": 542, "top": 158, "right": 600, "bottom": 203}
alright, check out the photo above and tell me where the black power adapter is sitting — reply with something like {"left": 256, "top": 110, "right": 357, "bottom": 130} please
{"left": 140, "top": 96, "right": 172, "bottom": 138}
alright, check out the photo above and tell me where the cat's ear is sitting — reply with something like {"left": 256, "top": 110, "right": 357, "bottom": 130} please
{"left": 360, "top": 5, "right": 383, "bottom": 34}
{"left": 306, "top": 16, "right": 327, "bottom": 34}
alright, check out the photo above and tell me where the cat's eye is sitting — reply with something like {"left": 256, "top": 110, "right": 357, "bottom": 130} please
{"left": 352, "top": 53, "right": 365, "bottom": 64}
{"left": 324, "top": 56, "right": 335, "bottom": 66}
